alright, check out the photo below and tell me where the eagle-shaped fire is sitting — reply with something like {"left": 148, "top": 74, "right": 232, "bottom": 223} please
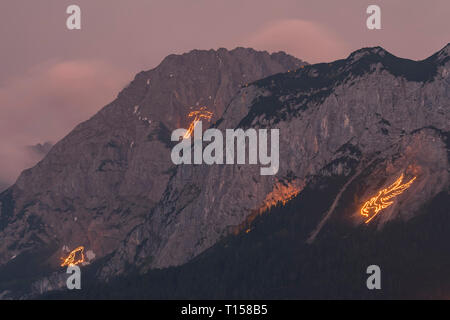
{"left": 60, "top": 246, "right": 85, "bottom": 267}
{"left": 183, "top": 106, "right": 213, "bottom": 139}
{"left": 360, "top": 174, "right": 416, "bottom": 224}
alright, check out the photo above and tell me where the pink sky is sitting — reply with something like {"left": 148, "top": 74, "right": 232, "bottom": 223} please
{"left": 0, "top": 0, "right": 449, "bottom": 187}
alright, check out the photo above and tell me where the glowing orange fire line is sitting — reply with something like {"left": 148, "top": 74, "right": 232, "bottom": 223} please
{"left": 183, "top": 107, "right": 213, "bottom": 139}
{"left": 60, "top": 246, "right": 85, "bottom": 267}
{"left": 360, "top": 174, "right": 416, "bottom": 224}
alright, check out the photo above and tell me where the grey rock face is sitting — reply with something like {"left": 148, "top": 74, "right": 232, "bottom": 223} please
{"left": 101, "top": 45, "right": 449, "bottom": 278}
{"left": 0, "top": 48, "right": 304, "bottom": 276}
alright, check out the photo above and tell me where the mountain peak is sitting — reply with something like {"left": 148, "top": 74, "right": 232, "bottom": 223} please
{"left": 348, "top": 46, "right": 389, "bottom": 61}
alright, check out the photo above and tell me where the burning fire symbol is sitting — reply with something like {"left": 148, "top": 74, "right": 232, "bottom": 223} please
{"left": 183, "top": 106, "right": 213, "bottom": 139}
{"left": 360, "top": 174, "right": 416, "bottom": 224}
{"left": 60, "top": 246, "right": 85, "bottom": 267}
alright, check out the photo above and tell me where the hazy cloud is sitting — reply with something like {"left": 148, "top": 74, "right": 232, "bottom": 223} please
{"left": 0, "top": 60, "right": 129, "bottom": 186}
{"left": 244, "top": 19, "right": 352, "bottom": 63}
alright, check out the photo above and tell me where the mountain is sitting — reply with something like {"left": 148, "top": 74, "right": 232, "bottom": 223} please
{"left": 100, "top": 45, "right": 449, "bottom": 282}
{"left": 1, "top": 44, "right": 449, "bottom": 299}
{"left": 0, "top": 48, "right": 305, "bottom": 297}
{"left": 47, "top": 44, "right": 450, "bottom": 300}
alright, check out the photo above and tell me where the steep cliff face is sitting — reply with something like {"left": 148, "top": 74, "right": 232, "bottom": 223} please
{"left": 101, "top": 45, "right": 449, "bottom": 278}
{"left": 0, "top": 48, "right": 304, "bottom": 274}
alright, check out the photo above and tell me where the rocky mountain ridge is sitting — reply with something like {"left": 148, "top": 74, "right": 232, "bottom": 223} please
{"left": 101, "top": 44, "right": 449, "bottom": 279}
